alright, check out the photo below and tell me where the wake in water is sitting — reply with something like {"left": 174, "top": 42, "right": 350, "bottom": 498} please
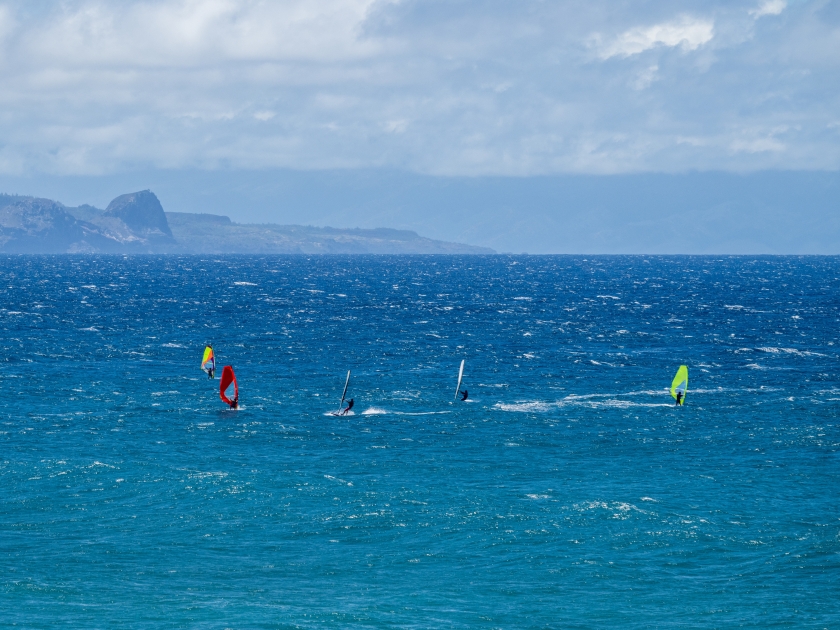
{"left": 496, "top": 399, "right": 674, "bottom": 412}
{"left": 360, "top": 407, "right": 451, "bottom": 416}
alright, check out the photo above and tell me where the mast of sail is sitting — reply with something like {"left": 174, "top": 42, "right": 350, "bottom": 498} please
{"left": 670, "top": 365, "right": 688, "bottom": 405}
{"left": 455, "top": 359, "right": 465, "bottom": 400}
{"left": 337, "top": 370, "right": 351, "bottom": 414}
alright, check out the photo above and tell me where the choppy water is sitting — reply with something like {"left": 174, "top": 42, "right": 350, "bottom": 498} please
{"left": 1, "top": 255, "right": 838, "bottom": 627}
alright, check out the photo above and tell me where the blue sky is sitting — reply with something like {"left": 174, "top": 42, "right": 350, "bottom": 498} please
{"left": 0, "top": 0, "right": 838, "bottom": 252}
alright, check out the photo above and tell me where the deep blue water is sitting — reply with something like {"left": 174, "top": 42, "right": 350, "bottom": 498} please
{"left": 1, "top": 255, "right": 838, "bottom": 628}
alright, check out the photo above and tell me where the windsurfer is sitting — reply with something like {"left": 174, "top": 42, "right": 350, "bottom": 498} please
{"left": 341, "top": 398, "right": 354, "bottom": 415}
{"left": 675, "top": 391, "right": 683, "bottom": 406}
{"left": 202, "top": 345, "right": 215, "bottom": 379}
{"left": 230, "top": 396, "right": 239, "bottom": 410}
{"left": 460, "top": 389, "right": 468, "bottom": 401}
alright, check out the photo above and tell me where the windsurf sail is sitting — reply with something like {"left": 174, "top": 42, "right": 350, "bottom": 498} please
{"left": 670, "top": 365, "right": 688, "bottom": 405}
{"left": 201, "top": 345, "right": 215, "bottom": 372}
{"left": 454, "top": 359, "right": 464, "bottom": 400}
{"left": 220, "top": 365, "right": 238, "bottom": 406}
{"left": 337, "top": 370, "right": 351, "bottom": 414}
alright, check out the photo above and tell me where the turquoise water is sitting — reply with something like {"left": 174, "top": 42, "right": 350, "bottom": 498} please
{"left": 2, "top": 255, "right": 838, "bottom": 627}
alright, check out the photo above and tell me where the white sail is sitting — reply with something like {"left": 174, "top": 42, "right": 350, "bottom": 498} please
{"left": 337, "top": 370, "right": 351, "bottom": 413}
{"left": 455, "top": 359, "right": 464, "bottom": 400}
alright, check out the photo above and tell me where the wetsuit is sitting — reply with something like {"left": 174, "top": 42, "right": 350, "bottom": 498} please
{"left": 460, "top": 389, "right": 468, "bottom": 401}
{"left": 341, "top": 399, "right": 354, "bottom": 415}
{"left": 675, "top": 391, "right": 683, "bottom": 406}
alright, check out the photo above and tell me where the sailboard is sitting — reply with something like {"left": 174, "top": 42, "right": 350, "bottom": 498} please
{"left": 201, "top": 345, "right": 215, "bottom": 375}
{"left": 331, "top": 370, "right": 351, "bottom": 416}
{"left": 454, "top": 359, "right": 464, "bottom": 400}
{"left": 670, "top": 365, "right": 688, "bottom": 405}
{"left": 220, "top": 365, "right": 238, "bottom": 408}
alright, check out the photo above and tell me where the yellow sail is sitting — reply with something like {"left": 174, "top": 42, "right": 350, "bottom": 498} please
{"left": 670, "top": 365, "right": 688, "bottom": 405}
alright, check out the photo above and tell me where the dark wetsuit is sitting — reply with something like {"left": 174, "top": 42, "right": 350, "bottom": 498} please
{"left": 675, "top": 391, "right": 683, "bottom": 406}
{"left": 460, "top": 389, "right": 468, "bottom": 401}
{"left": 230, "top": 397, "right": 239, "bottom": 410}
{"left": 207, "top": 368, "right": 214, "bottom": 379}
{"left": 341, "top": 399, "right": 354, "bottom": 415}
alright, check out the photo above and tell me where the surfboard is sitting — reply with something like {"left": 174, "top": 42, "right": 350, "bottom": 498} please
{"left": 455, "top": 359, "right": 464, "bottom": 400}
{"left": 671, "top": 365, "right": 688, "bottom": 405}
{"left": 331, "top": 370, "right": 351, "bottom": 416}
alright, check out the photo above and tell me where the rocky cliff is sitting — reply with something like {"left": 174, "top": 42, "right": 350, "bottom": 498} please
{"left": 104, "top": 191, "right": 174, "bottom": 241}
{"left": 0, "top": 190, "right": 179, "bottom": 253}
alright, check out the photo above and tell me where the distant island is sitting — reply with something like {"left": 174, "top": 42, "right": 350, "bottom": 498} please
{"left": 0, "top": 190, "right": 494, "bottom": 254}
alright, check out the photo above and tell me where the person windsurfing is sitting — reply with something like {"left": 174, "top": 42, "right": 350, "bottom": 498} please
{"left": 340, "top": 398, "right": 354, "bottom": 416}
{"left": 220, "top": 365, "right": 239, "bottom": 410}
{"left": 202, "top": 345, "right": 215, "bottom": 379}
{"left": 454, "top": 359, "right": 466, "bottom": 401}
{"left": 670, "top": 365, "right": 688, "bottom": 407}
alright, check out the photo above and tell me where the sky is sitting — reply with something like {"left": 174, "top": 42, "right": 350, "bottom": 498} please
{"left": 0, "top": 0, "right": 838, "bottom": 252}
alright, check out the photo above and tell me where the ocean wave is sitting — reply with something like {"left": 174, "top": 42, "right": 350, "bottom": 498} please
{"left": 756, "top": 347, "right": 826, "bottom": 357}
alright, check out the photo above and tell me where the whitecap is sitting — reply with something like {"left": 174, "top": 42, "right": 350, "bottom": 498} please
{"left": 361, "top": 407, "right": 387, "bottom": 415}
{"left": 757, "top": 347, "right": 825, "bottom": 357}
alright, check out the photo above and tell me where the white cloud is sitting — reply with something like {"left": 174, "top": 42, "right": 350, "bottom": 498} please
{"left": 730, "top": 137, "right": 786, "bottom": 153}
{"left": 632, "top": 65, "right": 660, "bottom": 90}
{"left": 750, "top": 0, "right": 786, "bottom": 18}
{"left": 596, "top": 16, "right": 715, "bottom": 59}
{"left": 22, "top": 0, "right": 384, "bottom": 67}
{"left": 0, "top": 5, "right": 16, "bottom": 45}
{"left": 0, "top": 0, "right": 836, "bottom": 176}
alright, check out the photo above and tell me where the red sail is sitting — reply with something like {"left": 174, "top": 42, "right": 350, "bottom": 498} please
{"left": 219, "top": 365, "right": 238, "bottom": 406}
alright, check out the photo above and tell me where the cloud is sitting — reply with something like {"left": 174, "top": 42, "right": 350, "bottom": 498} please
{"left": 21, "top": 0, "right": 384, "bottom": 66}
{"left": 632, "top": 64, "right": 660, "bottom": 90}
{"left": 596, "top": 16, "right": 715, "bottom": 59}
{"left": 0, "top": 0, "right": 836, "bottom": 177}
{"left": 750, "top": 0, "right": 787, "bottom": 19}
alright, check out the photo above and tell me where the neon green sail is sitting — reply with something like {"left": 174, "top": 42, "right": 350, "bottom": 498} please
{"left": 670, "top": 365, "right": 688, "bottom": 405}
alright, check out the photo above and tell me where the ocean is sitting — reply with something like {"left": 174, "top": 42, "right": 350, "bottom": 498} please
{"left": 1, "top": 255, "right": 838, "bottom": 628}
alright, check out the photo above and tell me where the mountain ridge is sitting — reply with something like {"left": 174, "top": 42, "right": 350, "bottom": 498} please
{"left": 0, "top": 191, "right": 494, "bottom": 254}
